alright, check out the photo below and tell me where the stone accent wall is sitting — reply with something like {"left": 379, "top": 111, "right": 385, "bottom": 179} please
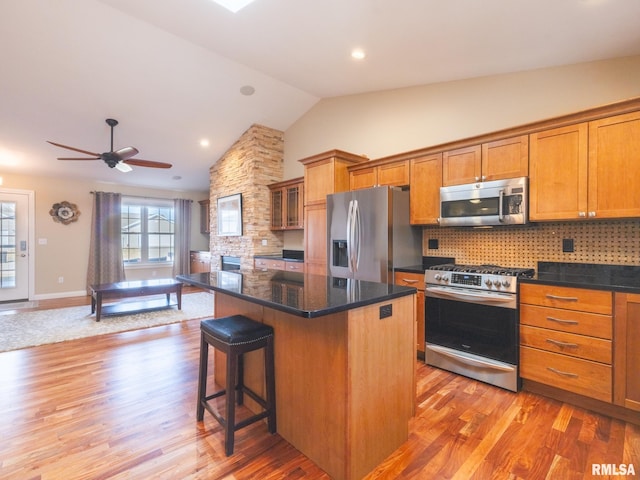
{"left": 209, "top": 124, "right": 284, "bottom": 270}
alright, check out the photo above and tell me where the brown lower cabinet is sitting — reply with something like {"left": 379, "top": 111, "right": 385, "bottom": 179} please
{"left": 520, "top": 283, "right": 639, "bottom": 424}
{"left": 613, "top": 292, "right": 640, "bottom": 412}
{"left": 190, "top": 251, "right": 211, "bottom": 273}
{"left": 394, "top": 271, "right": 425, "bottom": 357}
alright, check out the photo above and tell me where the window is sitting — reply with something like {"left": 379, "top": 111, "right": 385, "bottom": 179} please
{"left": 121, "top": 198, "right": 174, "bottom": 266}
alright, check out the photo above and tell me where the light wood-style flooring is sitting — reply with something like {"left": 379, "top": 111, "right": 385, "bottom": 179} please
{"left": 0, "top": 292, "right": 638, "bottom": 479}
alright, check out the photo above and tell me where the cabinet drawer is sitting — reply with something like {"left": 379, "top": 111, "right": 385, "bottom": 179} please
{"left": 520, "top": 304, "right": 612, "bottom": 339}
{"left": 520, "top": 346, "right": 611, "bottom": 402}
{"left": 394, "top": 271, "right": 425, "bottom": 290}
{"left": 254, "top": 258, "right": 285, "bottom": 270}
{"left": 520, "top": 284, "right": 612, "bottom": 315}
{"left": 520, "top": 325, "right": 611, "bottom": 364}
{"left": 284, "top": 261, "right": 305, "bottom": 272}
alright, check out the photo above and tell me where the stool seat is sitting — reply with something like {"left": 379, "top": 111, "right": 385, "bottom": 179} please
{"left": 196, "top": 315, "right": 276, "bottom": 456}
{"left": 201, "top": 315, "right": 273, "bottom": 345}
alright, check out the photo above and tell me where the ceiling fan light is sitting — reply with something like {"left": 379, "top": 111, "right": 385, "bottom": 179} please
{"left": 115, "top": 162, "right": 133, "bottom": 173}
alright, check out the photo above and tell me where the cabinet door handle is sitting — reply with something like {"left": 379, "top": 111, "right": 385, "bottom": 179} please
{"left": 547, "top": 367, "right": 579, "bottom": 378}
{"left": 546, "top": 294, "right": 578, "bottom": 302}
{"left": 546, "top": 316, "right": 579, "bottom": 325}
{"left": 546, "top": 338, "right": 579, "bottom": 349}
{"left": 401, "top": 278, "right": 418, "bottom": 284}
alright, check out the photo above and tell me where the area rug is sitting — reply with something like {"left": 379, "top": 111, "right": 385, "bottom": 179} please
{"left": 0, "top": 292, "right": 214, "bottom": 353}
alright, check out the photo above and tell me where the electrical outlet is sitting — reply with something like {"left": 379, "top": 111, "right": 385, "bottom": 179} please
{"left": 379, "top": 304, "right": 392, "bottom": 319}
{"left": 58, "top": 276, "right": 64, "bottom": 284}
{"left": 262, "top": 239, "right": 268, "bottom": 246}
{"left": 428, "top": 239, "right": 439, "bottom": 250}
{"left": 562, "top": 238, "right": 574, "bottom": 253}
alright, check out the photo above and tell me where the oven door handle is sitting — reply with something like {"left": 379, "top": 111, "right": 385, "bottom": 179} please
{"left": 426, "top": 286, "right": 513, "bottom": 304}
{"left": 426, "top": 345, "right": 515, "bottom": 372}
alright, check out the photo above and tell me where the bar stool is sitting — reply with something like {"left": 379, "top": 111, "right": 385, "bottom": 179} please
{"left": 196, "top": 315, "right": 276, "bottom": 456}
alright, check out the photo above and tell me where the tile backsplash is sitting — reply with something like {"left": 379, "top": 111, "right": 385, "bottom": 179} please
{"left": 422, "top": 219, "right": 640, "bottom": 269}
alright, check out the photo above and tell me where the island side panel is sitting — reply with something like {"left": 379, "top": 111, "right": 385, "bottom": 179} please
{"left": 262, "top": 307, "right": 349, "bottom": 480}
{"left": 347, "top": 294, "right": 416, "bottom": 480}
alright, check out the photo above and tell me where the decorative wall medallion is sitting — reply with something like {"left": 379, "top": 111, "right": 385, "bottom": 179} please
{"left": 50, "top": 201, "right": 80, "bottom": 225}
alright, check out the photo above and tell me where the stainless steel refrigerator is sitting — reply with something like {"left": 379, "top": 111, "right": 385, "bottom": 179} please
{"left": 327, "top": 186, "right": 422, "bottom": 283}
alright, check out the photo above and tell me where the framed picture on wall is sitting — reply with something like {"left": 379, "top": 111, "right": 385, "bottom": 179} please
{"left": 217, "top": 193, "right": 242, "bottom": 236}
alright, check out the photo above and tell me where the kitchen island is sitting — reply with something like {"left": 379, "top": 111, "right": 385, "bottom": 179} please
{"left": 177, "top": 270, "right": 417, "bottom": 480}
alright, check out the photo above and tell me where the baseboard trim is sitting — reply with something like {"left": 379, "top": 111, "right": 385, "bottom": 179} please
{"left": 33, "top": 290, "right": 89, "bottom": 301}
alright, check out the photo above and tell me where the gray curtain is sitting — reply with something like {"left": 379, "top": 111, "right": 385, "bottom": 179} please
{"left": 173, "top": 198, "right": 192, "bottom": 276}
{"left": 86, "top": 192, "right": 125, "bottom": 292}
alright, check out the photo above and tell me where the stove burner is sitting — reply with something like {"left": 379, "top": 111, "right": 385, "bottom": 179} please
{"left": 428, "top": 263, "right": 534, "bottom": 277}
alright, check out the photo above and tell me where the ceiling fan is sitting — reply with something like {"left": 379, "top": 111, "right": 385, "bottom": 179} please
{"left": 47, "top": 118, "right": 172, "bottom": 172}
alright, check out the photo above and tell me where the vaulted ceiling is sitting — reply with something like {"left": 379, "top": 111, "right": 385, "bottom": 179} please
{"left": 2, "top": 0, "right": 639, "bottom": 191}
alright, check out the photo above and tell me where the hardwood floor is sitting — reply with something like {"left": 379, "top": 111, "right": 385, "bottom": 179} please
{"left": 0, "top": 294, "right": 638, "bottom": 479}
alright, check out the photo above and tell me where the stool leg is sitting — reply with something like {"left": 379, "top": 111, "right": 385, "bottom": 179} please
{"left": 236, "top": 352, "right": 244, "bottom": 406}
{"left": 196, "top": 334, "right": 208, "bottom": 421}
{"left": 265, "top": 336, "right": 277, "bottom": 434}
{"left": 225, "top": 349, "right": 238, "bottom": 456}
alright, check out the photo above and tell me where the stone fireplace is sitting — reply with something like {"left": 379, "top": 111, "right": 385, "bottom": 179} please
{"left": 209, "top": 124, "right": 285, "bottom": 270}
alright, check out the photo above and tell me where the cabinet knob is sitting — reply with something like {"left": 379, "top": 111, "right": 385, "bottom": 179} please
{"left": 578, "top": 211, "right": 586, "bottom": 217}
{"left": 588, "top": 211, "right": 596, "bottom": 217}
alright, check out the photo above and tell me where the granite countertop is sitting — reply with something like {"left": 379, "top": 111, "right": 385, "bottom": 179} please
{"left": 177, "top": 270, "right": 417, "bottom": 318}
{"left": 254, "top": 249, "right": 304, "bottom": 263}
{"left": 520, "top": 262, "right": 640, "bottom": 294}
{"left": 395, "top": 256, "right": 456, "bottom": 274}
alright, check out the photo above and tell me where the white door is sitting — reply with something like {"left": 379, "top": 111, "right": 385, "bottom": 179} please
{"left": 0, "top": 191, "right": 31, "bottom": 302}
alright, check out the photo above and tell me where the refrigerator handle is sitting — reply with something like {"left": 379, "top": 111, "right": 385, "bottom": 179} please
{"left": 353, "top": 199, "right": 361, "bottom": 272}
{"left": 346, "top": 200, "right": 355, "bottom": 273}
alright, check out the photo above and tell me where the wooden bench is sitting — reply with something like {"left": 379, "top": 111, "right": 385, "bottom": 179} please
{"left": 90, "top": 279, "right": 183, "bottom": 322}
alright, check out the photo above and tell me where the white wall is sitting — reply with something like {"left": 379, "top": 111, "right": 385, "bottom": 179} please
{"left": 1, "top": 172, "right": 208, "bottom": 299}
{"left": 283, "top": 56, "right": 640, "bottom": 179}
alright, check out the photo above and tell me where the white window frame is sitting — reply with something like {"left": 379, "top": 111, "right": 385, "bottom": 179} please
{"left": 121, "top": 197, "right": 175, "bottom": 269}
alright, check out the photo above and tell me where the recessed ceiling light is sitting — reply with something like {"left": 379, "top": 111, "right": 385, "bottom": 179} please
{"left": 240, "top": 85, "right": 255, "bottom": 96}
{"left": 200, "top": 139, "right": 210, "bottom": 147}
{"left": 210, "top": 0, "right": 256, "bottom": 13}
{"left": 351, "top": 49, "right": 366, "bottom": 60}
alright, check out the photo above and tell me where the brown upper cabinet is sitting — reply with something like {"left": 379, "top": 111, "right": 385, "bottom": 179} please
{"left": 300, "top": 150, "right": 368, "bottom": 275}
{"left": 268, "top": 177, "right": 304, "bottom": 230}
{"left": 442, "top": 135, "right": 529, "bottom": 186}
{"left": 409, "top": 153, "right": 442, "bottom": 225}
{"left": 530, "top": 111, "right": 640, "bottom": 221}
{"left": 349, "top": 159, "right": 410, "bottom": 190}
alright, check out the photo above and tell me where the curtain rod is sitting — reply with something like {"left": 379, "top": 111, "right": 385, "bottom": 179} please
{"left": 89, "top": 191, "right": 193, "bottom": 202}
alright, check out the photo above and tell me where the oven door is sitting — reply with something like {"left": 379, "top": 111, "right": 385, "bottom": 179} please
{"left": 425, "top": 286, "right": 517, "bottom": 365}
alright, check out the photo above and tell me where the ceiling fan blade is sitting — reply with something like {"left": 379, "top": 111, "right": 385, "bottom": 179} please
{"left": 57, "top": 157, "right": 101, "bottom": 161}
{"left": 124, "top": 158, "right": 173, "bottom": 169}
{"left": 47, "top": 141, "right": 100, "bottom": 157}
{"left": 113, "top": 146, "right": 139, "bottom": 161}
{"left": 115, "top": 162, "right": 133, "bottom": 173}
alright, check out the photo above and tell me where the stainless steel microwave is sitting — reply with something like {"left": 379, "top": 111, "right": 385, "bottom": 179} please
{"left": 439, "top": 177, "right": 528, "bottom": 227}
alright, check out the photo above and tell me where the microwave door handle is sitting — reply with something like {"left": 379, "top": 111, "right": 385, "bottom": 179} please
{"left": 498, "top": 189, "right": 505, "bottom": 223}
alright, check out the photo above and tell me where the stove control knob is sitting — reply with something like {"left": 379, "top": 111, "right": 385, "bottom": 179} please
{"left": 434, "top": 274, "right": 441, "bottom": 281}
{"left": 493, "top": 280, "right": 502, "bottom": 287}
{"left": 502, "top": 279, "right": 511, "bottom": 287}
{"left": 442, "top": 275, "right": 449, "bottom": 283}
{"left": 485, "top": 278, "right": 493, "bottom": 287}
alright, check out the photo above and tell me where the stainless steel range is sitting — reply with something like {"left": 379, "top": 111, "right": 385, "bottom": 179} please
{"left": 424, "top": 263, "right": 534, "bottom": 391}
